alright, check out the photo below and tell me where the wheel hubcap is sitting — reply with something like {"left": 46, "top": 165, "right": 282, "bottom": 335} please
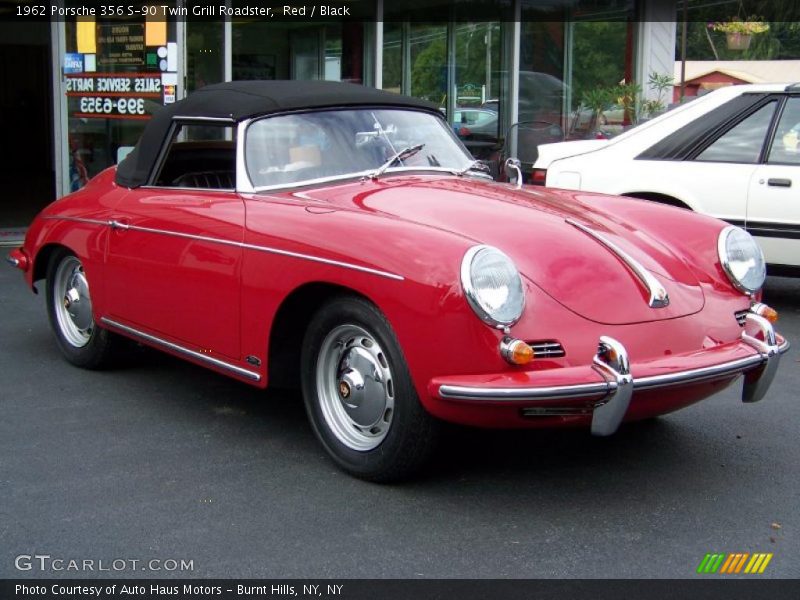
{"left": 53, "top": 256, "right": 94, "bottom": 347}
{"left": 316, "top": 324, "right": 394, "bottom": 451}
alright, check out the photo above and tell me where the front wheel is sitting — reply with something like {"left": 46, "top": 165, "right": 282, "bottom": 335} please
{"left": 46, "top": 249, "right": 119, "bottom": 369}
{"left": 301, "top": 296, "right": 439, "bottom": 482}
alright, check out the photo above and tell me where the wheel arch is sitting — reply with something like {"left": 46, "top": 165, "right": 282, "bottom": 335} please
{"left": 622, "top": 191, "right": 693, "bottom": 211}
{"left": 32, "top": 243, "right": 73, "bottom": 287}
{"left": 267, "top": 281, "right": 378, "bottom": 391}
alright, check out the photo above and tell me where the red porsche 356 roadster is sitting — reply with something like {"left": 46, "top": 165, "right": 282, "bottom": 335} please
{"left": 7, "top": 81, "right": 789, "bottom": 481}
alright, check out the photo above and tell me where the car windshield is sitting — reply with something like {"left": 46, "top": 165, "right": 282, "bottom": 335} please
{"left": 245, "top": 108, "right": 473, "bottom": 189}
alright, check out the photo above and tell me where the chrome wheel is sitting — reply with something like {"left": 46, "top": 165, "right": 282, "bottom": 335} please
{"left": 315, "top": 324, "right": 395, "bottom": 451}
{"left": 52, "top": 256, "right": 94, "bottom": 348}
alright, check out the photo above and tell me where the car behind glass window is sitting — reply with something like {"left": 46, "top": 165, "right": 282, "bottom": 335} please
{"left": 695, "top": 101, "right": 777, "bottom": 164}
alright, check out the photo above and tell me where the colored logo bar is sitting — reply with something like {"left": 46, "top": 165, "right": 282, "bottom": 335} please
{"left": 697, "top": 553, "right": 773, "bottom": 574}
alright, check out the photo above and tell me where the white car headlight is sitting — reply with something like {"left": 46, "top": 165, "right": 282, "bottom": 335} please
{"left": 461, "top": 245, "right": 525, "bottom": 328}
{"left": 718, "top": 226, "right": 766, "bottom": 294}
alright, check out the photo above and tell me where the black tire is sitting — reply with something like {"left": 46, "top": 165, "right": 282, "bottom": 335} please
{"left": 301, "top": 295, "right": 440, "bottom": 482}
{"left": 45, "top": 248, "right": 119, "bottom": 369}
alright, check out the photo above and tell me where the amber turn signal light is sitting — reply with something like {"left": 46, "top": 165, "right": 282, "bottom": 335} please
{"left": 752, "top": 303, "right": 779, "bottom": 324}
{"left": 6, "top": 249, "right": 29, "bottom": 272}
{"left": 500, "top": 337, "right": 534, "bottom": 365}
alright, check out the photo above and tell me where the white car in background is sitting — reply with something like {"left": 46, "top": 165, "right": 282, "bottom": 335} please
{"left": 534, "top": 83, "right": 800, "bottom": 275}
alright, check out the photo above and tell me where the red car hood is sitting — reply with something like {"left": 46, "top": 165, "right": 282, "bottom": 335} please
{"left": 303, "top": 176, "right": 705, "bottom": 325}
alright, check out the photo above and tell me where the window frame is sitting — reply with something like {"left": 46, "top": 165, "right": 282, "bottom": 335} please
{"left": 240, "top": 106, "right": 475, "bottom": 193}
{"left": 765, "top": 94, "right": 800, "bottom": 167}
{"left": 146, "top": 116, "right": 238, "bottom": 192}
{"left": 688, "top": 96, "right": 781, "bottom": 165}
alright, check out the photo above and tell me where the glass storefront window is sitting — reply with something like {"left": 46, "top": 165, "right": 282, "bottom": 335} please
{"left": 511, "top": 20, "right": 568, "bottom": 168}
{"left": 381, "top": 23, "right": 402, "bottom": 93}
{"left": 568, "top": 21, "right": 632, "bottom": 139}
{"left": 453, "top": 22, "right": 502, "bottom": 159}
{"left": 63, "top": 5, "right": 178, "bottom": 189}
{"left": 232, "top": 23, "right": 363, "bottom": 82}
{"left": 185, "top": 21, "right": 223, "bottom": 92}
{"left": 409, "top": 24, "right": 447, "bottom": 105}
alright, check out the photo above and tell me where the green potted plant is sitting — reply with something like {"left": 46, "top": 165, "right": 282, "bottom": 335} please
{"left": 708, "top": 17, "right": 770, "bottom": 50}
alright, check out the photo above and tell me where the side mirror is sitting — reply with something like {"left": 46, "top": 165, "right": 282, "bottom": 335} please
{"left": 504, "top": 157, "right": 522, "bottom": 189}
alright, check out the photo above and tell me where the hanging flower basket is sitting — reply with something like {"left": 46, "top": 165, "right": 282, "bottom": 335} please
{"left": 708, "top": 18, "right": 768, "bottom": 50}
{"left": 726, "top": 32, "right": 752, "bottom": 50}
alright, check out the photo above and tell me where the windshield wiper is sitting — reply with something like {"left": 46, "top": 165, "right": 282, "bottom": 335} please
{"left": 455, "top": 160, "right": 492, "bottom": 178}
{"left": 368, "top": 143, "right": 425, "bottom": 179}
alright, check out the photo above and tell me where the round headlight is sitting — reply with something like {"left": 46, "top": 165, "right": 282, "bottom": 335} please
{"left": 461, "top": 245, "right": 525, "bottom": 328}
{"left": 718, "top": 226, "right": 766, "bottom": 294}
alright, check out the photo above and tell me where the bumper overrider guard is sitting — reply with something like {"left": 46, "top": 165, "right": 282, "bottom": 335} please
{"left": 435, "top": 314, "right": 789, "bottom": 436}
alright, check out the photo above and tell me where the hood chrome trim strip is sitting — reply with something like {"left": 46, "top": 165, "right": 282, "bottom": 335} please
{"left": 566, "top": 218, "right": 670, "bottom": 309}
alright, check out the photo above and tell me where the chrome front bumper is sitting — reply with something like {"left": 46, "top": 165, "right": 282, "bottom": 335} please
{"left": 436, "top": 314, "right": 789, "bottom": 437}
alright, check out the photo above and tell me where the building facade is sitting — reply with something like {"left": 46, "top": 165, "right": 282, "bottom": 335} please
{"left": 0, "top": 0, "right": 678, "bottom": 227}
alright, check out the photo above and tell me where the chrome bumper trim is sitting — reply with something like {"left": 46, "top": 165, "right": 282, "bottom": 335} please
{"left": 439, "top": 380, "right": 615, "bottom": 401}
{"left": 437, "top": 317, "right": 788, "bottom": 435}
{"left": 5, "top": 254, "right": 19, "bottom": 268}
{"left": 740, "top": 313, "right": 783, "bottom": 403}
{"left": 100, "top": 317, "right": 261, "bottom": 382}
{"left": 590, "top": 336, "right": 633, "bottom": 436}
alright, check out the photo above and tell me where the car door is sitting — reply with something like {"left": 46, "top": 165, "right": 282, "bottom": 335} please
{"left": 747, "top": 95, "right": 800, "bottom": 269}
{"left": 104, "top": 120, "right": 244, "bottom": 360}
{"left": 687, "top": 98, "right": 780, "bottom": 223}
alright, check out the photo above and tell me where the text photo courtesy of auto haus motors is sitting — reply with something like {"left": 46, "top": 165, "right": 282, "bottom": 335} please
{"left": 2, "top": 1, "right": 797, "bottom": 482}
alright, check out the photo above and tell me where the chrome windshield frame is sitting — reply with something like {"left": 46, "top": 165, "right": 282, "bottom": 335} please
{"left": 237, "top": 106, "right": 476, "bottom": 194}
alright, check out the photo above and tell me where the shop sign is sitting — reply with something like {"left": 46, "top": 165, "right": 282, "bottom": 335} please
{"left": 64, "top": 53, "right": 84, "bottom": 74}
{"left": 66, "top": 73, "right": 164, "bottom": 119}
{"left": 97, "top": 23, "right": 145, "bottom": 68}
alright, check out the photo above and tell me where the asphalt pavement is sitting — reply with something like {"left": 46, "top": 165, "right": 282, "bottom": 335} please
{"left": 1, "top": 265, "right": 798, "bottom": 578}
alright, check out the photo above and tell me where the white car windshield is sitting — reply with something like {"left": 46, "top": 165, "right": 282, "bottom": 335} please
{"left": 245, "top": 108, "right": 473, "bottom": 189}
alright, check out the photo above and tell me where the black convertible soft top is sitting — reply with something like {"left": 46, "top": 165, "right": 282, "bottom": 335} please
{"left": 115, "top": 80, "right": 440, "bottom": 188}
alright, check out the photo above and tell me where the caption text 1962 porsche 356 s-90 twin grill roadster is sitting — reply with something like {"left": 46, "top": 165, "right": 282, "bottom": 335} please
{"left": 7, "top": 81, "right": 790, "bottom": 481}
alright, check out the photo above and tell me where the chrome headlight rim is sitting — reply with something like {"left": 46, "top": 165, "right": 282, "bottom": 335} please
{"left": 717, "top": 225, "right": 766, "bottom": 295}
{"left": 460, "top": 245, "right": 526, "bottom": 328}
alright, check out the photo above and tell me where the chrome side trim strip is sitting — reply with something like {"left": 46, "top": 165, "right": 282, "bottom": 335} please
{"left": 40, "top": 216, "right": 404, "bottom": 281}
{"left": 119, "top": 222, "right": 404, "bottom": 281}
{"left": 566, "top": 218, "right": 670, "bottom": 309}
{"left": 42, "top": 216, "right": 109, "bottom": 226}
{"left": 100, "top": 317, "right": 261, "bottom": 382}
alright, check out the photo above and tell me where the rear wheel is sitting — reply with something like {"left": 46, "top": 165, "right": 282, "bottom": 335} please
{"left": 46, "top": 249, "right": 118, "bottom": 369}
{"left": 301, "top": 296, "right": 439, "bottom": 482}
